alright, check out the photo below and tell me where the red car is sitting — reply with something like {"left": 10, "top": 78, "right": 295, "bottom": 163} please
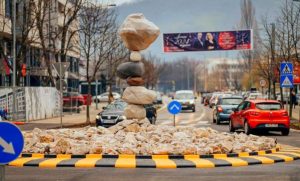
{"left": 229, "top": 99, "right": 290, "bottom": 136}
{"left": 63, "top": 92, "right": 86, "bottom": 106}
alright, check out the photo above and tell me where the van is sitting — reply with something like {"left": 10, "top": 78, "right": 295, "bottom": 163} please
{"left": 174, "top": 90, "right": 196, "bottom": 112}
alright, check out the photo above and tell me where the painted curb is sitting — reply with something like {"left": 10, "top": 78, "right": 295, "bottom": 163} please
{"left": 8, "top": 146, "right": 300, "bottom": 168}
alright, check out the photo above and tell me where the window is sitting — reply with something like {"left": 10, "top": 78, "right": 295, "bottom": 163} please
{"left": 5, "top": 0, "right": 12, "bottom": 18}
{"left": 237, "top": 102, "right": 245, "bottom": 111}
{"left": 243, "top": 102, "right": 251, "bottom": 110}
{"left": 256, "top": 103, "right": 282, "bottom": 110}
{"left": 220, "top": 98, "right": 243, "bottom": 105}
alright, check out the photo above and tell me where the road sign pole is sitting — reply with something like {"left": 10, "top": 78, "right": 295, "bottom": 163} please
{"left": 59, "top": 60, "right": 63, "bottom": 128}
{"left": 173, "top": 115, "right": 175, "bottom": 127}
{"left": 286, "top": 88, "right": 289, "bottom": 114}
{"left": 96, "top": 79, "right": 98, "bottom": 110}
{"left": 0, "top": 165, "right": 4, "bottom": 181}
{"left": 12, "top": 0, "right": 16, "bottom": 121}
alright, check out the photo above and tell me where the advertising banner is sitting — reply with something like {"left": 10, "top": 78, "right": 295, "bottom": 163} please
{"left": 293, "top": 62, "right": 300, "bottom": 84}
{"left": 163, "top": 30, "right": 252, "bottom": 52}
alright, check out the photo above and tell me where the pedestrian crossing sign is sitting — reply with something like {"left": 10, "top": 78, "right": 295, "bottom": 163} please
{"left": 280, "top": 75, "right": 294, "bottom": 88}
{"left": 280, "top": 63, "right": 293, "bottom": 75}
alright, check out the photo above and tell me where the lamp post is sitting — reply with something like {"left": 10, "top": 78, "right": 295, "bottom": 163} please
{"left": 12, "top": 0, "right": 16, "bottom": 121}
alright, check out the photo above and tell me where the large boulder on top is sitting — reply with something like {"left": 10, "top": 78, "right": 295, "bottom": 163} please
{"left": 119, "top": 13, "right": 160, "bottom": 51}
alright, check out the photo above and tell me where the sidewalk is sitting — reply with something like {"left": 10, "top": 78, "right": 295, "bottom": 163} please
{"left": 284, "top": 104, "right": 300, "bottom": 122}
{"left": 18, "top": 103, "right": 106, "bottom": 131}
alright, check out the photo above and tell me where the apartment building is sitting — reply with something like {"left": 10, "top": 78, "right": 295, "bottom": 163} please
{"left": 0, "top": 0, "right": 80, "bottom": 91}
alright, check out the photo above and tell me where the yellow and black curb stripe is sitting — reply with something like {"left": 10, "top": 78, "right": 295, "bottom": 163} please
{"left": 8, "top": 147, "right": 300, "bottom": 168}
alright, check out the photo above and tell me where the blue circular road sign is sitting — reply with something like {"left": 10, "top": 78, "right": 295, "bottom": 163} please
{"left": 168, "top": 101, "right": 182, "bottom": 115}
{"left": 0, "top": 122, "right": 24, "bottom": 164}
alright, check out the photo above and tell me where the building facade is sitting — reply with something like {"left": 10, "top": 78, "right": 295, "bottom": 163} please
{"left": 0, "top": 0, "right": 80, "bottom": 92}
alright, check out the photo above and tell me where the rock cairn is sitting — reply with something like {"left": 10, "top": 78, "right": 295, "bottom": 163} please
{"left": 117, "top": 13, "right": 159, "bottom": 121}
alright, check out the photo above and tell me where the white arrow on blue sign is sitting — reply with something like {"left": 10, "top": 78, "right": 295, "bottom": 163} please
{"left": 168, "top": 101, "right": 182, "bottom": 115}
{"left": 0, "top": 122, "right": 24, "bottom": 164}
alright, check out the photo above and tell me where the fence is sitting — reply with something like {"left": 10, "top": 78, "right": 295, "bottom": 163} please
{"left": 0, "top": 87, "right": 61, "bottom": 122}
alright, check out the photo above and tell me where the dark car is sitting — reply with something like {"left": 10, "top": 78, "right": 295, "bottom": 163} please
{"left": 154, "top": 92, "right": 163, "bottom": 104}
{"left": 96, "top": 100, "right": 157, "bottom": 127}
{"left": 213, "top": 96, "right": 243, "bottom": 125}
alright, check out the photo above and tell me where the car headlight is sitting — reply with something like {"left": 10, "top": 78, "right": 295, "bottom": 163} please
{"left": 119, "top": 116, "right": 126, "bottom": 120}
{"left": 96, "top": 115, "right": 100, "bottom": 119}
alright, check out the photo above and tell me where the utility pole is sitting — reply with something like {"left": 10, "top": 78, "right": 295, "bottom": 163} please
{"left": 187, "top": 65, "right": 190, "bottom": 89}
{"left": 12, "top": 0, "right": 16, "bottom": 120}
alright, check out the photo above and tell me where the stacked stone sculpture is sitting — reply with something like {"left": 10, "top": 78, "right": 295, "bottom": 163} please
{"left": 117, "top": 13, "right": 160, "bottom": 121}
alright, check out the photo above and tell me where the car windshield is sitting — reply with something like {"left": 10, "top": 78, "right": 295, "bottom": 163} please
{"left": 106, "top": 102, "right": 127, "bottom": 110}
{"left": 175, "top": 93, "right": 194, "bottom": 99}
{"left": 256, "top": 103, "right": 282, "bottom": 110}
{"left": 220, "top": 98, "right": 243, "bottom": 105}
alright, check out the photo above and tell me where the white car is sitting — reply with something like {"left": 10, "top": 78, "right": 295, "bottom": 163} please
{"left": 93, "top": 92, "right": 121, "bottom": 103}
{"left": 174, "top": 90, "right": 196, "bottom": 112}
{"left": 246, "top": 92, "right": 263, "bottom": 100}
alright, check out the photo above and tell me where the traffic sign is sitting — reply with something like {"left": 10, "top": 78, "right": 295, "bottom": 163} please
{"left": 280, "top": 75, "right": 294, "bottom": 88}
{"left": 280, "top": 62, "right": 293, "bottom": 75}
{"left": 52, "top": 62, "right": 70, "bottom": 77}
{"left": 260, "top": 79, "right": 266, "bottom": 87}
{"left": 0, "top": 122, "right": 24, "bottom": 164}
{"left": 168, "top": 101, "right": 182, "bottom": 115}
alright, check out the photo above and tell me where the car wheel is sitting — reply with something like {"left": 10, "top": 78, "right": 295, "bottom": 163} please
{"left": 281, "top": 129, "right": 290, "bottom": 136}
{"left": 216, "top": 117, "right": 221, "bottom": 125}
{"left": 213, "top": 113, "right": 216, "bottom": 123}
{"left": 244, "top": 121, "right": 252, "bottom": 135}
{"left": 192, "top": 108, "right": 196, "bottom": 112}
{"left": 229, "top": 119, "right": 235, "bottom": 132}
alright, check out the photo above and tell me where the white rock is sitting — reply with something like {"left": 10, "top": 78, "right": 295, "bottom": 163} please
{"left": 122, "top": 86, "right": 157, "bottom": 105}
{"left": 22, "top": 119, "right": 277, "bottom": 155}
{"left": 130, "top": 51, "right": 142, "bottom": 61}
{"left": 119, "top": 13, "right": 160, "bottom": 51}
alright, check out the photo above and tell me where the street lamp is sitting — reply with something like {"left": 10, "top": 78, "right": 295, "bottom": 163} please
{"left": 12, "top": 0, "right": 16, "bottom": 120}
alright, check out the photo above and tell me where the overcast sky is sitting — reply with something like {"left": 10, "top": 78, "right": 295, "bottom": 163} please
{"left": 101, "top": 0, "right": 284, "bottom": 63}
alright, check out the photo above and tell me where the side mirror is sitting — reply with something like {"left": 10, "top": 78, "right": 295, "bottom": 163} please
{"left": 232, "top": 108, "right": 237, "bottom": 112}
{"left": 102, "top": 107, "right": 106, "bottom": 110}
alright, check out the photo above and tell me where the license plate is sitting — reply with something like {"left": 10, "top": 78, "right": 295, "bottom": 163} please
{"left": 102, "top": 119, "right": 116, "bottom": 124}
{"left": 265, "top": 124, "right": 278, "bottom": 128}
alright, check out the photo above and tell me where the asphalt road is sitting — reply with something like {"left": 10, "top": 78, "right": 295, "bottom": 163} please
{"left": 4, "top": 98, "right": 300, "bottom": 181}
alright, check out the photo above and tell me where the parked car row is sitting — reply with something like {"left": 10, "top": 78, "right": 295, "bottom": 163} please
{"left": 203, "top": 91, "right": 290, "bottom": 136}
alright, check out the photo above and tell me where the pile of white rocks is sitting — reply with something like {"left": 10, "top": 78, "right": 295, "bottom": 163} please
{"left": 22, "top": 119, "right": 277, "bottom": 155}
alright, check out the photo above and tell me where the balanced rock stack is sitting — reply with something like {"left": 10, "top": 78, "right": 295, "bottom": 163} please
{"left": 117, "top": 13, "right": 160, "bottom": 121}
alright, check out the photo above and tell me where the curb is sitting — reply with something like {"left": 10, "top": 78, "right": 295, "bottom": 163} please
{"left": 8, "top": 146, "right": 300, "bottom": 168}
{"left": 291, "top": 128, "right": 300, "bottom": 133}
{"left": 18, "top": 148, "right": 279, "bottom": 159}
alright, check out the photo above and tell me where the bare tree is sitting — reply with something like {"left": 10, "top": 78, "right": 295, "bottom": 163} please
{"left": 239, "top": 0, "right": 261, "bottom": 89}
{"left": 142, "top": 53, "right": 166, "bottom": 89}
{"left": 79, "top": 2, "right": 128, "bottom": 124}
